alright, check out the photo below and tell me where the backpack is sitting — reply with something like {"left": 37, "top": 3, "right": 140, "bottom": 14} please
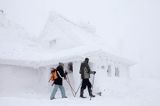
{"left": 49, "top": 68, "right": 58, "bottom": 81}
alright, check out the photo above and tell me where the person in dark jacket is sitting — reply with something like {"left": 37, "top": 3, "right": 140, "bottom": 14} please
{"left": 79, "top": 58, "right": 96, "bottom": 98}
{"left": 50, "top": 63, "right": 67, "bottom": 100}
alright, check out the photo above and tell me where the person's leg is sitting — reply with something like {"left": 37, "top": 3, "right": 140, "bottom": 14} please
{"left": 59, "top": 85, "right": 67, "bottom": 98}
{"left": 87, "top": 79, "right": 95, "bottom": 97}
{"left": 80, "top": 79, "right": 87, "bottom": 98}
{"left": 50, "top": 85, "right": 59, "bottom": 100}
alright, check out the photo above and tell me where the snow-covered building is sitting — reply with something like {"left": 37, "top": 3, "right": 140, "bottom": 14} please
{"left": 0, "top": 12, "right": 134, "bottom": 97}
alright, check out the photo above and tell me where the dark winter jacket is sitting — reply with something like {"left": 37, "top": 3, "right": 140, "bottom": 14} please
{"left": 54, "top": 65, "right": 66, "bottom": 85}
{"left": 79, "top": 61, "right": 94, "bottom": 79}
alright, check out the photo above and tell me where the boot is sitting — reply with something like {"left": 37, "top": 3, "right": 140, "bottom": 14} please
{"left": 80, "top": 88, "right": 86, "bottom": 98}
{"left": 88, "top": 88, "right": 95, "bottom": 97}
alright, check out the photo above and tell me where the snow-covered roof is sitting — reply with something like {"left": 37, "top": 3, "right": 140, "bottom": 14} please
{"left": 0, "top": 47, "right": 134, "bottom": 68}
{"left": 38, "top": 12, "right": 114, "bottom": 51}
{"left": 0, "top": 12, "right": 134, "bottom": 68}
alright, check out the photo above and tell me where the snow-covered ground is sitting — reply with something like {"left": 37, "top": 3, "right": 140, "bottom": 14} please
{"left": 0, "top": 78, "right": 160, "bottom": 106}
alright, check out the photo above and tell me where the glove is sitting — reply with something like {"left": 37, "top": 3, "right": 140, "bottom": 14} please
{"left": 93, "top": 71, "right": 96, "bottom": 74}
{"left": 64, "top": 71, "right": 68, "bottom": 75}
{"left": 64, "top": 76, "right": 67, "bottom": 80}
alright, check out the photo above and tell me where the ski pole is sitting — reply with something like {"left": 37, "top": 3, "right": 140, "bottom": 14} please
{"left": 66, "top": 74, "right": 76, "bottom": 97}
{"left": 66, "top": 79, "right": 75, "bottom": 97}
{"left": 74, "top": 81, "right": 82, "bottom": 97}
{"left": 92, "top": 74, "right": 95, "bottom": 88}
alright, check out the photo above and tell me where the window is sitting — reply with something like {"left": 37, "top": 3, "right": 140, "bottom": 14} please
{"left": 49, "top": 39, "right": 56, "bottom": 47}
{"left": 115, "top": 67, "right": 119, "bottom": 77}
{"left": 67, "top": 62, "right": 73, "bottom": 73}
{"left": 0, "top": 10, "right": 4, "bottom": 14}
{"left": 101, "top": 65, "right": 105, "bottom": 69}
{"left": 107, "top": 65, "right": 111, "bottom": 77}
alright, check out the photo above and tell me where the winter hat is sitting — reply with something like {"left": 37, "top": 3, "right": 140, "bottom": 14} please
{"left": 59, "top": 62, "right": 64, "bottom": 66}
{"left": 85, "top": 57, "right": 89, "bottom": 62}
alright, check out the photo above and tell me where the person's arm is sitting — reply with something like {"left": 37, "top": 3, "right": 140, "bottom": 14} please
{"left": 86, "top": 64, "right": 96, "bottom": 74}
{"left": 61, "top": 69, "right": 67, "bottom": 79}
{"left": 57, "top": 67, "right": 66, "bottom": 79}
{"left": 90, "top": 71, "right": 96, "bottom": 74}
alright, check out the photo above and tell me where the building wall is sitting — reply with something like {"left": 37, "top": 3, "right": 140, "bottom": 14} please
{"left": 87, "top": 56, "right": 130, "bottom": 78}
{"left": 0, "top": 64, "right": 39, "bottom": 96}
{"left": 37, "top": 66, "right": 51, "bottom": 95}
{"left": 0, "top": 58, "right": 130, "bottom": 97}
{"left": 118, "top": 64, "right": 130, "bottom": 78}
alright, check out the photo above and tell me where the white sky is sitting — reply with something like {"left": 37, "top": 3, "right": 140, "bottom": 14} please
{"left": 0, "top": 0, "right": 160, "bottom": 78}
